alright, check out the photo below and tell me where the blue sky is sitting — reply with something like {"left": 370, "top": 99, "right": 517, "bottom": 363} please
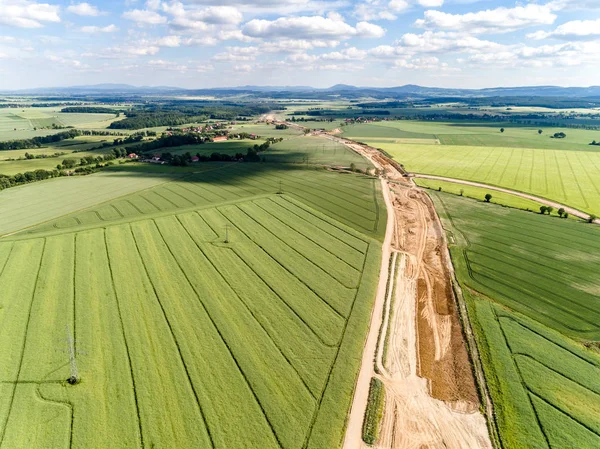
{"left": 1, "top": 0, "right": 599, "bottom": 89}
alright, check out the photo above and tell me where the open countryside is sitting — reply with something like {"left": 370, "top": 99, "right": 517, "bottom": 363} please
{"left": 2, "top": 0, "right": 600, "bottom": 446}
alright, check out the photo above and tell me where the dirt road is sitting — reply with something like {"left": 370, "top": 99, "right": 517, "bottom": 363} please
{"left": 327, "top": 133, "right": 492, "bottom": 449}
{"left": 412, "top": 173, "right": 599, "bottom": 224}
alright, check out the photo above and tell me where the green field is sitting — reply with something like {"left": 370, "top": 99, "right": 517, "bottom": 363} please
{"left": 433, "top": 192, "right": 600, "bottom": 448}
{"left": 0, "top": 108, "right": 122, "bottom": 141}
{"left": 415, "top": 178, "right": 547, "bottom": 212}
{"left": 0, "top": 127, "right": 385, "bottom": 448}
{"left": 341, "top": 121, "right": 600, "bottom": 215}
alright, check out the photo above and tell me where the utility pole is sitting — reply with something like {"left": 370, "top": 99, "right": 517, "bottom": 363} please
{"left": 66, "top": 324, "right": 79, "bottom": 385}
{"left": 224, "top": 224, "right": 229, "bottom": 243}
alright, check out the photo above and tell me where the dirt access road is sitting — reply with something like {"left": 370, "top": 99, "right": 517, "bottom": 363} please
{"left": 412, "top": 173, "right": 599, "bottom": 224}
{"left": 321, "top": 135, "right": 492, "bottom": 449}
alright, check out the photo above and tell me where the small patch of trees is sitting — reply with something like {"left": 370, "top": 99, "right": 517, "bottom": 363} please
{"left": 275, "top": 124, "right": 288, "bottom": 130}
{"left": 551, "top": 132, "right": 566, "bottom": 139}
{"left": 500, "top": 128, "right": 505, "bottom": 133}
{"left": 538, "top": 129, "right": 543, "bottom": 134}
{"left": 539, "top": 205, "right": 555, "bottom": 215}
{"left": 590, "top": 140, "right": 600, "bottom": 146}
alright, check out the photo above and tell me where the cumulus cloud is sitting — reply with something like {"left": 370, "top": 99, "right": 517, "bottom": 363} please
{"left": 66, "top": 3, "right": 101, "bottom": 17}
{"left": 528, "top": 19, "right": 600, "bottom": 41}
{"left": 0, "top": 0, "right": 60, "bottom": 28}
{"left": 417, "top": 0, "right": 443, "bottom": 7}
{"left": 243, "top": 15, "right": 385, "bottom": 41}
{"left": 415, "top": 4, "right": 556, "bottom": 34}
{"left": 122, "top": 9, "right": 167, "bottom": 25}
{"left": 80, "top": 24, "right": 118, "bottom": 33}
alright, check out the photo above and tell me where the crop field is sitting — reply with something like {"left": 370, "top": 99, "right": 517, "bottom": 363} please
{"left": 415, "top": 178, "right": 542, "bottom": 212}
{"left": 432, "top": 192, "right": 600, "bottom": 448}
{"left": 0, "top": 156, "right": 383, "bottom": 448}
{"left": 265, "top": 136, "right": 371, "bottom": 169}
{"left": 378, "top": 143, "right": 600, "bottom": 215}
{"left": 343, "top": 120, "right": 600, "bottom": 150}
{"left": 0, "top": 108, "right": 121, "bottom": 141}
{"left": 21, "top": 163, "right": 385, "bottom": 241}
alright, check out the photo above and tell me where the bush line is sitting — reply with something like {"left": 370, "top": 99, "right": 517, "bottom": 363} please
{"left": 362, "top": 377, "right": 385, "bottom": 445}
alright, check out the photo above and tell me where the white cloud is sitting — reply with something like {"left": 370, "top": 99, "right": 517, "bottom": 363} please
{"left": 193, "top": 6, "right": 243, "bottom": 25}
{"left": 234, "top": 64, "right": 253, "bottom": 72}
{"left": 155, "top": 35, "right": 181, "bottom": 47}
{"left": 321, "top": 47, "right": 367, "bottom": 60}
{"left": 80, "top": 24, "right": 118, "bottom": 33}
{"left": 0, "top": 0, "right": 61, "bottom": 28}
{"left": 417, "top": 0, "right": 443, "bottom": 7}
{"left": 46, "top": 54, "right": 88, "bottom": 68}
{"left": 528, "top": 19, "right": 600, "bottom": 41}
{"left": 212, "top": 46, "right": 259, "bottom": 61}
{"left": 122, "top": 9, "right": 167, "bottom": 25}
{"left": 415, "top": 4, "right": 556, "bottom": 34}
{"left": 243, "top": 15, "right": 385, "bottom": 41}
{"left": 66, "top": 3, "right": 101, "bottom": 17}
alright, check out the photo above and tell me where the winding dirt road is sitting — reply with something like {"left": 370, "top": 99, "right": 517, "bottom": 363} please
{"left": 412, "top": 173, "right": 599, "bottom": 224}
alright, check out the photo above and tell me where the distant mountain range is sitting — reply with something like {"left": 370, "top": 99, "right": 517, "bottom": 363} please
{"left": 3, "top": 83, "right": 600, "bottom": 99}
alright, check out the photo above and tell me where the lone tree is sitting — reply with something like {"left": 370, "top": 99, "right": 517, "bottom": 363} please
{"left": 540, "top": 206, "right": 548, "bottom": 214}
{"left": 564, "top": 212, "right": 569, "bottom": 219}
{"left": 485, "top": 193, "right": 492, "bottom": 202}
{"left": 460, "top": 189, "right": 464, "bottom": 196}
{"left": 500, "top": 128, "right": 505, "bottom": 133}
{"left": 589, "top": 214, "right": 597, "bottom": 223}
{"left": 546, "top": 206, "right": 554, "bottom": 215}
{"left": 558, "top": 207, "right": 565, "bottom": 217}
{"left": 538, "top": 129, "right": 543, "bottom": 135}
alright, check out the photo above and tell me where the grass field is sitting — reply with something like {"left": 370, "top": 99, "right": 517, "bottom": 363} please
{"left": 0, "top": 108, "right": 122, "bottom": 141}
{"left": 432, "top": 192, "right": 600, "bottom": 448}
{"left": 0, "top": 155, "right": 383, "bottom": 448}
{"left": 414, "top": 178, "right": 546, "bottom": 212}
{"left": 20, "top": 163, "right": 385, "bottom": 241}
{"left": 379, "top": 143, "right": 600, "bottom": 215}
{"left": 343, "top": 120, "right": 600, "bottom": 150}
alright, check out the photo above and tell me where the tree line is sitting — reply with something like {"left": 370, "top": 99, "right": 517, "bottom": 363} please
{"left": 0, "top": 129, "right": 81, "bottom": 151}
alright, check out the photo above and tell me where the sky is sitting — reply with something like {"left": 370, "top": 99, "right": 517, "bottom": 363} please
{"left": 1, "top": 0, "right": 600, "bottom": 89}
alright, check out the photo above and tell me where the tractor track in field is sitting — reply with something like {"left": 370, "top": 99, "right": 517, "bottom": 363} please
{"left": 411, "top": 173, "right": 600, "bottom": 224}
{"left": 317, "top": 131, "right": 493, "bottom": 449}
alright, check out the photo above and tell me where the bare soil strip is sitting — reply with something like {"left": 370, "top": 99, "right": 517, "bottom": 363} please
{"left": 412, "top": 173, "right": 599, "bottom": 224}
{"left": 324, "top": 134, "right": 492, "bottom": 449}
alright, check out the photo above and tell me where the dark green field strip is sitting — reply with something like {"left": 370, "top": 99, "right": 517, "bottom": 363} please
{"left": 238, "top": 201, "right": 362, "bottom": 287}
{"left": 159, "top": 214, "right": 336, "bottom": 398}
{"left": 271, "top": 196, "right": 370, "bottom": 253}
{"left": 224, "top": 164, "right": 378, "bottom": 212}
{"left": 196, "top": 209, "right": 345, "bottom": 347}
{"left": 467, "top": 260, "right": 599, "bottom": 336}
{"left": 106, "top": 224, "right": 277, "bottom": 449}
{"left": 218, "top": 204, "right": 356, "bottom": 316}
{"left": 465, "top": 235, "right": 600, "bottom": 281}
{"left": 500, "top": 317, "right": 600, "bottom": 394}
{"left": 132, "top": 220, "right": 315, "bottom": 449}
{"left": 531, "top": 395, "right": 600, "bottom": 449}
{"left": 222, "top": 169, "right": 379, "bottom": 225}
{"left": 467, "top": 251, "right": 600, "bottom": 325}
{"left": 343, "top": 123, "right": 435, "bottom": 140}
{"left": 517, "top": 356, "right": 600, "bottom": 436}
{"left": 253, "top": 198, "right": 365, "bottom": 269}
{"left": 243, "top": 168, "right": 379, "bottom": 215}
{"left": 461, "top": 212, "right": 600, "bottom": 253}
